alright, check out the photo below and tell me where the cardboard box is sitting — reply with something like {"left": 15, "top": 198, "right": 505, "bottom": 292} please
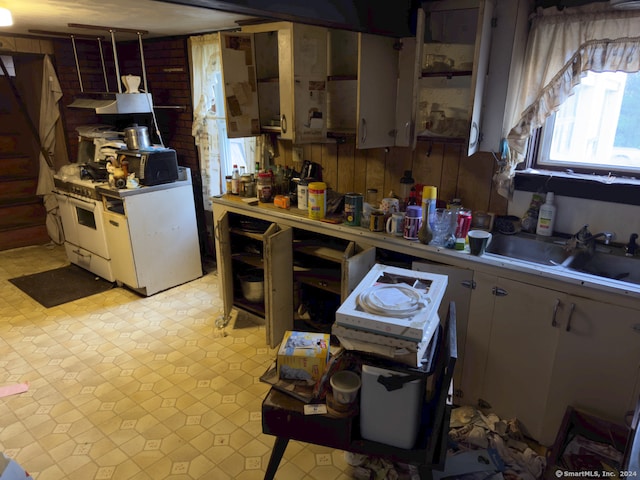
{"left": 335, "top": 264, "right": 447, "bottom": 342}
{"left": 277, "top": 331, "right": 330, "bottom": 382}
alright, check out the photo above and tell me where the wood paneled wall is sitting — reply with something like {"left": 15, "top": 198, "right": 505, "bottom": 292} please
{"left": 275, "top": 137, "right": 508, "bottom": 216}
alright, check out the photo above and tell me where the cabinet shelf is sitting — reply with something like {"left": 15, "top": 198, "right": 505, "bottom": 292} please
{"left": 293, "top": 243, "right": 346, "bottom": 263}
{"left": 421, "top": 70, "right": 472, "bottom": 79}
{"left": 234, "top": 296, "right": 266, "bottom": 317}
{"left": 294, "top": 267, "right": 341, "bottom": 296}
{"left": 230, "top": 227, "right": 267, "bottom": 240}
{"left": 232, "top": 252, "right": 264, "bottom": 268}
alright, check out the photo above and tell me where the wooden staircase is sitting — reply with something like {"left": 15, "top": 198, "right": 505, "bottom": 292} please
{"left": 0, "top": 138, "right": 49, "bottom": 251}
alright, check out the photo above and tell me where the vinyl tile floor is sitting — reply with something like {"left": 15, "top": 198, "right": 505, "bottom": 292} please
{"left": 0, "top": 243, "right": 359, "bottom": 479}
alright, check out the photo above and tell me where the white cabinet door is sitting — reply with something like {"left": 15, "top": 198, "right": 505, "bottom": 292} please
{"left": 395, "top": 8, "right": 425, "bottom": 149}
{"left": 264, "top": 224, "right": 293, "bottom": 348}
{"left": 219, "top": 32, "right": 261, "bottom": 138}
{"left": 357, "top": 33, "right": 399, "bottom": 149}
{"left": 213, "top": 209, "right": 234, "bottom": 320}
{"left": 103, "top": 210, "right": 138, "bottom": 288}
{"left": 467, "top": 0, "right": 494, "bottom": 155}
{"left": 479, "top": 277, "right": 562, "bottom": 441}
{"left": 286, "top": 24, "right": 328, "bottom": 144}
{"left": 341, "top": 243, "right": 376, "bottom": 302}
{"left": 541, "top": 297, "right": 640, "bottom": 446}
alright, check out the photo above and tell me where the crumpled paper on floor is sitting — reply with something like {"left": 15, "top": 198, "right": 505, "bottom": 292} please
{"left": 447, "top": 405, "right": 546, "bottom": 480}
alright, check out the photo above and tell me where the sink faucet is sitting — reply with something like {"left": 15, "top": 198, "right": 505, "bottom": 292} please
{"left": 626, "top": 233, "right": 638, "bottom": 257}
{"left": 568, "top": 225, "right": 614, "bottom": 254}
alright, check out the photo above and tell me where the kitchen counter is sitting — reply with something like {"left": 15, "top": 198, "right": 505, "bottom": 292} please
{"left": 211, "top": 194, "right": 640, "bottom": 307}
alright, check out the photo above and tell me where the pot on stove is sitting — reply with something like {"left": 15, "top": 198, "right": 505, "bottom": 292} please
{"left": 123, "top": 124, "right": 151, "bottom": 150}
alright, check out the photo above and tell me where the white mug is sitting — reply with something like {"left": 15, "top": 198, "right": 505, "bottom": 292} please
{"left": 380, "top": 197, "right": 400, "bottom": 215}
{"left": 386, "top": 212, "right": 405, "bottom": 236}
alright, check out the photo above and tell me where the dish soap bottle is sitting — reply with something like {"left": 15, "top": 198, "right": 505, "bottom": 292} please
{"left": 536, "top": 192, "right": 556, "bottom": 236}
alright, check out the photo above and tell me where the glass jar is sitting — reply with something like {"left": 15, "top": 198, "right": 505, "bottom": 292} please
{"left": 257, "top": 172, "right": 274, "bottom": 203}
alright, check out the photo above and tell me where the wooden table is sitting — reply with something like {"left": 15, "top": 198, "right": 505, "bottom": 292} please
{"left": 261, "top": 303, "right": 458, "bottom": 480}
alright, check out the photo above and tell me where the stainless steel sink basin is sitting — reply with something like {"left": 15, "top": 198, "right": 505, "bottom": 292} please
{"left": 484, "top": 233, "right": 572, "bottom": 266}
{"left": 566, "top": 251, "right": 640, "bottom": 285}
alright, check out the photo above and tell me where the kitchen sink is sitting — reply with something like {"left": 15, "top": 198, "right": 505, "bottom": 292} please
{"left": 566, "top": 251, "right": 640, "bottom": 285}
{"left": 484, "top": 233, "right": 572, "bottom": 266}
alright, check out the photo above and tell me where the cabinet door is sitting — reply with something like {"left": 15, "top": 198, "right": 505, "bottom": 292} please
{"left": 286, "top": 24, "right": 328, "bottom": 144}
{"left": 467, "top": 0, "right": 494, "bottom": 155}
{"left": 213, "top": 209, "right": 234, "bottom": 319}
{"left": 395, "top": 9, "right": 425, "bottom": 149}
{"left": 460, "top": 271, "right": 497, "bottom": 406}
{"left": 412, "top": 261, "right": 473, "bottom": 402}
{"left": 264, "top": 224, "right": 293, "bottom": 348}
{"left": 357, "top": 33, "right": 398, "bottom": 149}
{"left": 541, "top": 297, "right": 640, "bottom": 446}
{"left": 341, "top": 243, "right": 376, "bottom": 302}
{"left": 219, "top": 32, "right": 260, "bottom": 138}
{"left": 481, "top": 277, "right": 562, "bottom": 442}
{"left": 103, "top": 210, "right": 138, "bottom": 288}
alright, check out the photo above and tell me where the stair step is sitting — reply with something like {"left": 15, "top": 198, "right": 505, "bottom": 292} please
{"left": 0, "top": 178, "right": 38, "bottom": 203}
{"left": 0, "top": 202, "right": 46, "bottom": 230}
{"left": 0, "top": 224, "right": 50, "bottom": 251}
{"left": 0, "top": 154, "right": 36, "bottom": 178}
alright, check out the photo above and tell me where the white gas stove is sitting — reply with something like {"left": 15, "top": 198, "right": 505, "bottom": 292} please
{"left": 53, "top": 174, "right": 114, "bottom": 282}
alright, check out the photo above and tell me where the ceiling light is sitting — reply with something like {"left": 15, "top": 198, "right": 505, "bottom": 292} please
{"left": 0, "top": 7, "right": 12, "bottom": 27}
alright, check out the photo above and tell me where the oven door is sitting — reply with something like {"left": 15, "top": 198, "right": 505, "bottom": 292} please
{"left": 65, "top": 195, "right": 110, "bottom": 260}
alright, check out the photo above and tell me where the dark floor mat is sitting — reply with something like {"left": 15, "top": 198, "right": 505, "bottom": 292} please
{"left": 9, "top": 264, "right": 115, "bottom": 308}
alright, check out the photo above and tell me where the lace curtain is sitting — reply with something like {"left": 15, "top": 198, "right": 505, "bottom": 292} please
{"left": 189, "top": 33, "right": 225, "bottom": 209}
{"left": 495, "top": 4, "right": 640, "bottom": 197}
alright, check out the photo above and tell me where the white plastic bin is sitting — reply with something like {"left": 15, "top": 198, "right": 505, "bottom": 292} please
{"left": 359, "top": 364, "right": 425, "bottom": 449}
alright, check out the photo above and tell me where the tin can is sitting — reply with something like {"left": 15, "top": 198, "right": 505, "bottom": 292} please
{"left": 369, "top": 209, "right": 385, "bottom": 232}
{"left": 344, "top": 193, "right": 363, "bottom": 226}
{"left": 308, "top": 182, "right": 326, "bottom": 219}
{"left": 297, "top": 178, "right": 309, "bottom": 210}
{"left": 454, "top": 208, "right": 472, "bottom": 250}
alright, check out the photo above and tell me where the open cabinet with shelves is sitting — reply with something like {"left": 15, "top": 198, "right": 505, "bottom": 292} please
{"left": 292, "top": 230, "right": 376, "bottom": 332}
{"left": 417, "top": 0, "right": 494, "bottom": 154}
{"left": 214, "top": 211, "right": 293, "bottom": 347}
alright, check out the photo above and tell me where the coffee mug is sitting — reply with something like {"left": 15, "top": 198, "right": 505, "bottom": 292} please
{"left": 386, "top": 212, "right": 405, "bottom": 236}
{"left": 380, "top": 197, "right": 400, "bottom": 215}
{"left": 403, "top": 205, "right": 422, "bottom": 240}
{"left": 468, "top": 230, "right": 493, "bottom": 256}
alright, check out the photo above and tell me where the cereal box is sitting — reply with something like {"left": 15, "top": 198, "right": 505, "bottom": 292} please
{"left": 277, "top": 331, "right": 330, "bottom": 382}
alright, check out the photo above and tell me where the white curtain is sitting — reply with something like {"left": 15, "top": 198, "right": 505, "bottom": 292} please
{"left": 189, "top": 33, "right": 226, "bottom": 209}
{"left": 495, "top": 4, "right": 640, "bottom": 197}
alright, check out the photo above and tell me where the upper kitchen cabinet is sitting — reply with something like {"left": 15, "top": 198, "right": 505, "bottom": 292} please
{"left": 220, "top": 22, "right": 328, "bottom": 144}
{"left": 326, "top": 29, "right": 400, "bottom": 149}
{"left": 418, "top": 0, "right": 494, "bottom": 155}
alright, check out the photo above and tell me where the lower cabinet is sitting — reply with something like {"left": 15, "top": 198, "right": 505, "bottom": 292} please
{"left": 215, "top": 211, "right": 293, "bottom": 348}
{"left": 212, "top": 209, "right": 375, "bottom": 347}
{"left": 464, "top": 275, "right": 640, "bottom": 446}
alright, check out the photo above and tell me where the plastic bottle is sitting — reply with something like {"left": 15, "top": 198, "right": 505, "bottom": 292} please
{"left": 231, "top": 164, "right": 240, "bottom": 195}
{"left": 536, "top": 192, "right": 556, "bottom": 236}
{"left": 399, "top": 170, "right": 415, "bottom": 211}
{"left": 422, "top": 186, "right": 438, "bottom": 229}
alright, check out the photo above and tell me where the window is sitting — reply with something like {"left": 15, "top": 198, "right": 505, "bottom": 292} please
{"left": 536, "top": 70, "right": 640, "bottom": 175}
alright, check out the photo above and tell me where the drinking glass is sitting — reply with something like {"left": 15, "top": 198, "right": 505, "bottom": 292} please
{"left": 430, "top": 208, "right": 455, "bottom": 247}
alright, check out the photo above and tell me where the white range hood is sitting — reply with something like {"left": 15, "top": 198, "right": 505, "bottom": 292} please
{"left": 68, "top": 92, "right": 154, "bottom": 114}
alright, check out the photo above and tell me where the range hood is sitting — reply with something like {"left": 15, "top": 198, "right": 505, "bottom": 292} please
{"left": 68, "top": 92, "right": 154, "bottom": 114}
{"left": 67, "top": 26, "right": 154, "bottom": 115}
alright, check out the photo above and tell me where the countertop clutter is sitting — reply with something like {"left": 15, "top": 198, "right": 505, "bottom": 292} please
{"left": 212, "top": 193, "right": 640, "bottom": 300}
